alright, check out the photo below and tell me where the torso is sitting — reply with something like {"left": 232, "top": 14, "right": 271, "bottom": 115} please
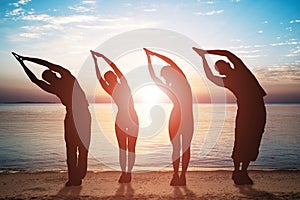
{"left": 52, "top": 71, "right": 89, "bottom": 112}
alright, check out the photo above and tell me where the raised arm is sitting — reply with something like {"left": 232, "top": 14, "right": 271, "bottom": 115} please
{"left": 90, "top": 50, "right": 110, "bottom": 93}
{"left": 18, "top": 54, "right": 68, "bottom": 75}
{"left": 12, "top": 52, "right": 54, "bottom": 94}
{"left": 91, "top": 51, "right": 123, "bottom": 79}
{"left": 206, "top": 49, "right": 244, "bottom": 69}
{"left": 146, "top": 49, "right": 186, "bottom": 78}
{"left": 144, "top": 48, "right": 177, "bottom": 101}
{"left": 144, "top": 48, "right": 164, "bottom": 86}
{"left": 192, "top": 47, "right": 224, "bottom": 87}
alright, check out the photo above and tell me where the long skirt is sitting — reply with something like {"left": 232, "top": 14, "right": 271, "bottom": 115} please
{"left": 232, "top": 99, "right": 266, "bottom": 162}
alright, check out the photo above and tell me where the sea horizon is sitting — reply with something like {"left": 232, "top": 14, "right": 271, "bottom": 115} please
{"left": 0, "top": 103, "right": 299, "bottom": 173}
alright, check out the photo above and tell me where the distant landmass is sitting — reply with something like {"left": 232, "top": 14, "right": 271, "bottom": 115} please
{"left": 2, "top": 101, "right": 59, "bottom": 104}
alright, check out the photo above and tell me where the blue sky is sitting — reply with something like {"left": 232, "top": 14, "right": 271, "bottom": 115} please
{"left": 0, "top": 0, "right": 299, "bottom": 102}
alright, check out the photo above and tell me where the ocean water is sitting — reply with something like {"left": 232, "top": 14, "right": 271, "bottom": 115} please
{"left": 0, "top": 103, "right": 299, "bottom": 172}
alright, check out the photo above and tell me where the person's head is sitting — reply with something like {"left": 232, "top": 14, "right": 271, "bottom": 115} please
{"left": 42, "top": 70, "right": 57, "bottom": 84}
{"left": 161, "top": 65, "right": 175, "bottom": 84}
{"left": 161, "top": 65, "right": 183, "bottom": 86}
{"left": 104, "top": 71, "right": 117, "bottom": 85}
{"left": 215, "top": 60, "right": 232, "bottom": 75}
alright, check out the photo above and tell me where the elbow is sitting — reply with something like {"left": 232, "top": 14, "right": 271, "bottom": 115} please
{"left": 207, "top": 74, "right": 216, "bottom": 82}
{"left": 29, "top": 76, "right": 40, "bottom": 84}
{"left": 32, "top": 77, "right": 39, "bottom": 83}
{"left": 31, "top": 79, "right": 39, "bottom": 84}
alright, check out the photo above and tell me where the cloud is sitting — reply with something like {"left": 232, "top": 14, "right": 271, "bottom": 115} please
{"left": 227, "top": 44, "right": 267, "bottom": 59}
{"left": 8, "top": 13, "right": 160, "bottom": 70}
{"left": 234, "top": 50, "right": 262, "bottom": 54}
{"left": 18, "top": 0, "right": 31, "bottom": 5}
{"left": 197, "top": 1, "right": 217, "bottom": 4}
{"left": 230, "top": 39, "right": 241, "bottom": 42}
{"left": 7, "top": 32, "right": 43, "bottom": 42}
{"left": 285, "top": 46, "right": 300, "bottom": 57}
{"left": 5, "top": 8, "right": 25, "bottom": 16}
{"left": 19, "top": 32, "right": 41, "bottom": 38}
{"left": 21, "top": 14, "right": 98, "bottom": 25}
{"left": 270, "top": 40, "right": 300, "bottom": 46}
{"left": 254, "top": 65, "right": 300, "bottom": 84}
{"left": 229, "top": 45, "right": 252, "bottom": 49}
{"left": 21, "top": 14, "right": 51, "bottom": 21}
{"left": 9, "top": 0, "right": 31, "bottom": 7}
{"left": 258, "top": 30, "right": 263, "bottom": 34}
{"left": 290, "top": 19, "right": 300, "bottom": 24}
{"left": 254, "top": 44, "right": 267, "bottom": 48}
{"left": 68, "top": 0, "right": 96, "bottom": 13}
{"left": 234, "top": 49, "right": 264, "bottom": 59}
{"left": 206, "top": 1, "right": 217, "bottom": 4}
{"left": 10, "top": 14, "right": 98, "bottom": 41}
{"left": 21, "top": 24, "right": 63, "bottom": 33}
{"left": 7, "top": 12, "right": 103, "bottom": 42}
{"left": 194, "top": 9, "right": 224, "bottom": 16}
{"left": 18, "top": 11, "right": 156, "bottom": 32}
{"left": 285, "top": 27, "right": 293, "bottom": 32}
{"left": 229, "top": 44, "right": 268, "bottom": 50}
{"left": 241, "top": 55, "right": 264, "bottom": 58}
{"left": 143, "top": 8, "right": 157, "bottom": 12}
{"left": 51, "top": 15, "right": 98, "bottom": 25}
{"left": 82, "top": 0, "right": 96, "bottom": 4}
{"left": 68, "top": 6, "right": 94, "bottom": 12}
{"left": 75, "top": 17, "right": 158, "bottom": 30}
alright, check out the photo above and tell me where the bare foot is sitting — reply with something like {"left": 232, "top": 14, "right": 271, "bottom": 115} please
{"left": 118, "top": 172, "right": 127, "bottom": 183}
{"left": 65, "top": 179, "right": 82, "bottom": 187}
{"left": 170, "top": 173, "right": 180, "bottom": 186}
{"left": 179, "top": 173, "right": 186, "bottom": 186}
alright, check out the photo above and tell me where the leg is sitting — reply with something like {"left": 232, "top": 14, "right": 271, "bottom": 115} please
{"left": 65, "top": 142, "right": 79, "bottom": 186}
{"left": 127, "top": 135, "right": 137, "bottom": 173}
{"left": 115, "top": 125, "right": 127, "bottom": 172}
{"left": 241, "top": 161, "right": 253, "bottom": 185}
{"left": 232, "top": 159, "right": 242, "bottom": 185}
{"left": 170, "top": 133, "right": 180, "bottom": 186}
{"left": 115, "top": 125, "right": 127, "bottom": 183}
{"left": 180, "top": 130, "right": 193, "bottom": 186}
{"left": 76, "top": 109, "right": 91, "bottom": 179}
{"left": 241, "top": 161, "right": 250, "bottom": 172}
{"left": 172, "top": 136, "right": 180, "bottom": 175}
{"left": 127, "top": 135, "right": 137, "bottom": 183}
{"left": 179, "top": 147, "right": 190, "bottom": 186}
{"left": 64, "top": 115, "right": 81, "bottom": 186}
{"left": 234, "top": 159, "right": 241, "bottom": 171}
{"left": 232, "top": 124, "right": 244, "bottom": 185}
{"left": 77, "top": 143, "right": 88, "bottom": 179}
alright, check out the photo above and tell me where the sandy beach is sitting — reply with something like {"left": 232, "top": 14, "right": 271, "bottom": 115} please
{"left": 0, "top": 170, "right": 299, "bottom": 199}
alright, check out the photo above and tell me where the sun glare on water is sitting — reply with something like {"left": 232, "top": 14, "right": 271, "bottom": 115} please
{"left": 134, "top": 84, "right": 166, "bottom": 104}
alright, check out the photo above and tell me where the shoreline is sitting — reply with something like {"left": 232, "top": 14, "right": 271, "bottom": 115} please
{"left": 1, "top": 170, "right": 299, "bottom": 199}
{"left": 1, "top": 168, "right": 300, "bottom": 174}
{"left": 2, "top": 102, "right": 300, "bottom": 105}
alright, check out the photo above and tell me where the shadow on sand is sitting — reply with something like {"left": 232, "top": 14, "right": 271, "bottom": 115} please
{"left": 115, "top": 183, "right": 135, "bottom": 198}
{"left": 56, "top": 185, "right": 82, "bottom": 198}
{"left": 236, "top": 185, "right": 280, "bottom": 199}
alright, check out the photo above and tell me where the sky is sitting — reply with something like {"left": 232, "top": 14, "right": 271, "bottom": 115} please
{"left": 0, "top": 0, "right": 299, "bottom": 103}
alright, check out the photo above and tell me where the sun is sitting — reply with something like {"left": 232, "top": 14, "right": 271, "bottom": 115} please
{"left": 135, "top": 85, "right": 166, "bottom": 104}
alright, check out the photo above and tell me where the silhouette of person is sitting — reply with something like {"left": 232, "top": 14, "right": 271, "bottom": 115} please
{"left": 144, "top": 48, "right": 194, "bottom": 186}
{"left": 12, "top": 52, "right": 91, "bottom": 186}
{"left": 91, "top": 50, "right": 139, "bottom": 183}
{"left": 193, "top": 48, "right": 266, "bottom": 185}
